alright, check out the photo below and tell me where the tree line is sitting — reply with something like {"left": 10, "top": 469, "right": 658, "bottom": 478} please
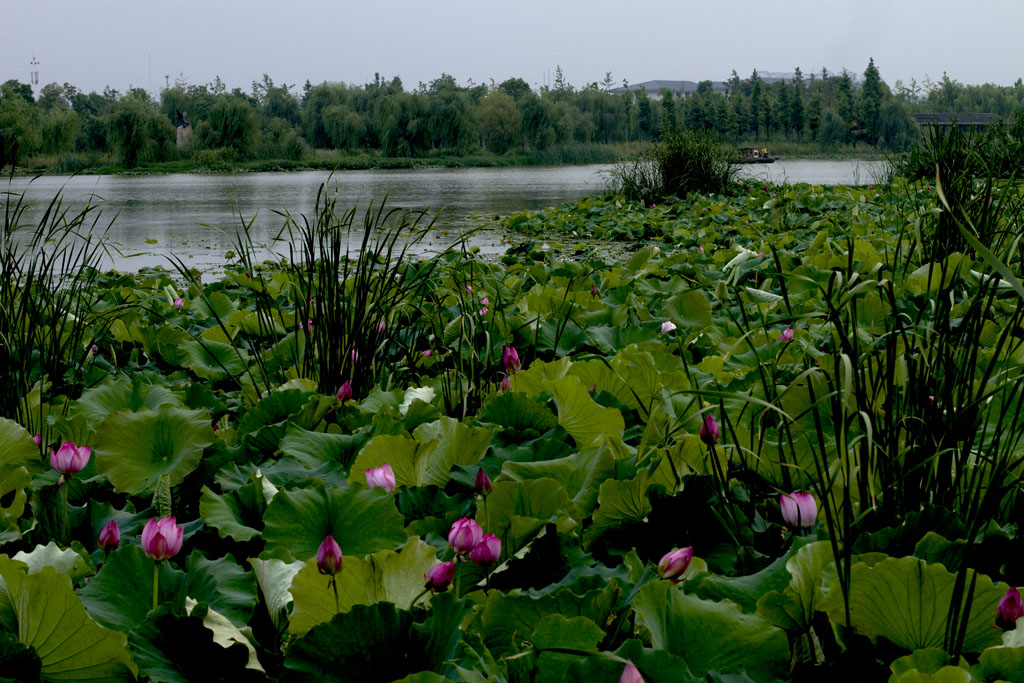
{"left": 1, "top": 60, "right": 1022, "bottom": 169}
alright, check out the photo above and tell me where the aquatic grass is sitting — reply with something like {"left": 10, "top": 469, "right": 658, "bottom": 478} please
{"left": 0, "top": 181, "right": 115, "bottom": 427}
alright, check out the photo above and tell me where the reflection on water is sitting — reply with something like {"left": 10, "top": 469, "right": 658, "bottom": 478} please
{"left": 3, "top": 159, "right": 880, "bottom": 273}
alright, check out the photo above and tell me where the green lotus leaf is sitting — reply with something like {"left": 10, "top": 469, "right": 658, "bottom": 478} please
{"left": 70, "top": 380, "right": 181, "bottom": 428}
{"left": 199, "top": 476, "right": 267, "bottom": 542}
{"left": 501, "top": 446, "right": 615, "bottom": 517}
{"left": 349, "top": 418, "right": 493, "bottom": 489}
{"left": 892, "top": 667, "right": 974, "bottom": 682}
{"left": 262, "top": 484, "right": 409, "bottom": 561}
{"left": 0, "top": 630, "right": 41, "bottom": 682}
{"left": 190, "top": 291, "right": 239, "bottom": 321}
{"left": 586, "top": 325, "right": 658, "bottom": 354}
{"left": 546, "top": 375, "right": 624, "bottom": 450}
{"left": 582, "top": 471, "right": 652, "bottom": 549}
{"left": 278, "top": 424, "right": 367, "bottom": 469}
{"left": 0, "top": 465, "right": 31, "bottom": 545}
{"left": 889, "top": 649, "right": 967, "bottom": 679}
{"left": 127, "top": 603, "right": 265, "bottom": 683}
{"left": 664, "top": 289, "right": 713, "bottom": 330}
{"left": 94, "top": 404, "right": 214, "bottom": 495}
{"left": 78, "top": 545, "right": 255, "bottom": 633}
{"left": 511, "top": 357, "right": 572, "bottom": 398}
{"left": 178, "top": 339, "right": 249, "bottom": 381}
{"left": 530, "top": 614, "right": 604, "bottom": 653}
{"left": 0, "top": 557, "right": 136, "bottom": 681}
{"left": 139, "top": 326, "right": 192, "bottom": 365}
{"left": 250, "top": 557, "right": 304, "bottom": 632}
{"left": 757, "top": 540, "right": 834, "bottom": 633}
{"left": 689, "top": 539, "right": 811, "bottom": 614}
{"left": 821, "top": 556, "right": 1005, "bottom": 653}
{"left": 479, "top": 392, "right": 559, "bottom": 433}
{"left": 566, "top": 638, "right": 700, "bottom": 683}
{"left": 632, "top": 580, "right": 789, "bottom": 679}
{"left": 12, "top": 542, "right": 93, "bottom": 581}
{"left": 288, "top": 536, "right": 438, "bottom": 635}
{"left": 0, "top": 418, "right": 39, "bottom": 470}
{"left": 283, "top": 595, "right": 470, "bottom": 683}
{"left": 237, "top": 388, "right": 316, "bottom": 453}
{"left": 184, "top": 598, "right": 264, "bottom": 673}
{"left": 479, "top": 478, "right": 572, "bottom": 552}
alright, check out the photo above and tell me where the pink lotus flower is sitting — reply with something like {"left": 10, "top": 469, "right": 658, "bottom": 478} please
{"left": 500, "top": 375, "right": 511, "bottom": 392}
{"left": 469, "top": 534, "right": 501, "bottom": 566}
{"left": 50, "top": 441, "right": 90, "bottom": 476}
{"left": 621, "top": 659, "right": 645, "bottom": 683}
{"left": 779, "top": 328, "right": 794, "bottom": 343}
{"left": 98, "top": 520, "right": 120, "bottom": 551}
{"left": 365, "top": 463, "right": 396, "bottom": 493}
{"left": 173, "top": 297, "right": 184, "bottom": 309}
{"left": 661, "top": 320, "right": 677, "bottom": 334}
{"left": 481, "top": 296, "right": 489, "bottom": 306}
{"left": 503, "top": 346, "right": 521, "bottom": 373}
{"left": 780, "top": 492, "right": 817, "bottom": 528}
{"left": 997, "top": 586, "right": 1023, "bottom": 630}
{"left": 590, "top": 285, "right": 599, "bottom": 297}
{"left": 316, "top": 535, "right": 343, "bottom": 576}
{"left": 422, "top": 349, "right": 433, "bottom": 357}
{"left": 657, "top": 547, "right": 693, "bottom": 582}
{"left": 425, "top": 561, "right": 456, "bottom": 591}
{"left": 448, "top": 517, "right": 483, "bottom": 554}
{"left": 32, "top": 434, "right": 42, "bottom": 447}
{"left": 697, "top": 245, "right": 704, "bottom": 254}
{"left": 466, "top": 284, "right": 473, "bottom": 293}
{"left": 699, "top": 414, "right": 720, "bottom": 446}
{"left": 336, "top": 380, "right": 352, "bottom": 402}
{"left": 474, "top": 468, "right": 492, "bottom": 496}
{"left": 479, "top": 306, "right": 488, "bottom": 315}
{"left": 141, "top": 517, "right": 183, "bottom": 562}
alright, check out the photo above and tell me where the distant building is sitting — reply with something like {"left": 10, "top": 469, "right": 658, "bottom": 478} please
{"left": 610, "top": 80, "right": 728, "bottom": 99}
{"left": 909, "top": 113, "right": 1000, "bottom": 133}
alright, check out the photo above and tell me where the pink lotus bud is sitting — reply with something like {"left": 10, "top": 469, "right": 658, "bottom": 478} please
{"left": 698, "top": 246, "right": 704, "bottom": 254}
{"left": 316, "top": 535, "right": 343, "bottom": 576}
{"left": 588, "top": 385, "right": 596, "bottom": 392}
{"left": 466, "top": 284, "right": 473, "bottom": 293}
{"left": 928, "top": 395, "right": 936, "bottom": 406}
{"left": 425, "top": 561, "right": 456, "bottom": 592}
{"left": 50, "top": 441, "right": 90, "bottom": 476}
{"left": 98, "top": 520, "right": 120, "bottom": 550}
{"left": 481, "top": 296, "right": 489, "bottom": 306}
{"left": 474, "top": 468, "right": 492, "bottom": 496}
{"left": 305, "top": 318, "right": 314, "bottom": 331}
{"left": 779, "top": 328, "right": 794, "bottom": 343}
{"left": 780, "top": 492, "right": 817, "bottom": 528}
{"left": 422, "top": 349, "right": 433, "bottom": 357}
{"left": 32, "top": 434, "right": 42, "bottom": 447}
{"left": 503, "top": 346, "right": 521, "bottom": 373}
{"left": 591, "top": 285, "right": 599, "bottom": 297}
{"left": 500, "top": 375, "right": 511, "bottom": 392}
{"left": 376, "top": 320, "right": 387, "bottom": 333}
{"left": 997, "top": 586, "right": 1024, "bottom": 630}
{"left": 479, "top": 307, "right": 488, "bottom": 315}
{"left": 91, "top": 344, "right": 99, "bottom": 354}
{"left": 661, "top": 320, "right": 677, "bottom": 334}
{"left": 365, "top": 463, "right": 396, "bottom": 493}
{"left": 469, "top": 534, "right": 501, "bottom": 565}
{"left": 141, "top": 517, "right": 183, "bottom": 561}
{"left": 699, "top": 414, "right": 720, "bottom": 446}
{"left": 657, "top": 547, "right": 693, "bottom": 582}
{"left": 621, "top": 660, "right": 645, "bottom": 683}
{"left": 350, "top": 349, "right": 359, "bottom": 363}
{"left": 336, "top": 380, "right": 352, "bottom": 402}
{"left": 173, "top": 297, "right": 184, "bottom": 309}
{"left": 448, "top": 517, "right": 483, "bottom": 554}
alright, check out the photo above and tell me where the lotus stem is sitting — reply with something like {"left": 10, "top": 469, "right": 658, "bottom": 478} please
{"left": 153, "top": 563, "right": 159, "bottom": 611}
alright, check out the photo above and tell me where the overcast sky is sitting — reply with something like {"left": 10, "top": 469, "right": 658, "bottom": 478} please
{"left": 3, "top": 0, "right": 1021, "bottom": 97}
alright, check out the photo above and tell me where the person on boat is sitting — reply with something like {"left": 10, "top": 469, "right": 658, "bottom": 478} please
{"left": 761, "top": 147, "right": 768, "bottom": 158}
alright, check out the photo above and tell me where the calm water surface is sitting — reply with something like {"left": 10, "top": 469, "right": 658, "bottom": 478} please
{"left": 3, "top": 160, "right": 882, "bottom": 272}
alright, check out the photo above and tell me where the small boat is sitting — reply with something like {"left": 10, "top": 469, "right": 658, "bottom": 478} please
{"left": 735, "top": 147, "right": 775, "bottom": 164}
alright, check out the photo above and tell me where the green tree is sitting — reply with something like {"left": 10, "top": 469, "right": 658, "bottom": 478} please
{"left": 323, "top": 104, "right": 365, "bottom": 149}
{"left": 0, "top": 86, "right": 40, "bottom": 165}
{"left": 859, "top": 58, "right": 884, "bottom": 142}
{"left": 477, "top": 90, "right": 521, "bottom": 153}
{"left": 790, "top": 68, "right": 805, "bottom": 139}
{"left": 499, "top": 77, "right": 532, "bottom": 103}
{"left": 107, "top": 98, "right": 173, "bottom": 167}
{"left": 660, "top": 89, "right": 677, "bottom": 135}
{"left": 196, "top": 96, "right": 258, "bottom": 159}
{"left": 40, "top": 109, "right": 80, "bottom": 154}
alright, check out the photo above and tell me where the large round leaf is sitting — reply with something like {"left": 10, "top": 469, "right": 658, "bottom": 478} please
{"left": 178, "top": 339, "right": 249, "bottom": 381}
{"left": 822, "top": 556, "right": 1005, "bottom": 653}
{"left": 94, "top": 404, "right": 214, "bottom": 494}
{"left": 0, "top": 557, "right": 136, "bottom": 681}
{"left": 262, "top": 484, "right": 409, "bottom": 561}
{"left": 70, "top": 380, "right": 181, "bottom": 428}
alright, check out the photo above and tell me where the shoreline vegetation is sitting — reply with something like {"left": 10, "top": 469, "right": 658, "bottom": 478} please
{"left": 10, "top": 139, "right": 883, "bottom": 177}
{"left": 4, "top": 59, "right": 1016, "bottom": 178}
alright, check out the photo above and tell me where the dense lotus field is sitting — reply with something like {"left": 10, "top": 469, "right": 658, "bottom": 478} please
{"left": 3, "top": 177, "right": 1024, "bottom": 682}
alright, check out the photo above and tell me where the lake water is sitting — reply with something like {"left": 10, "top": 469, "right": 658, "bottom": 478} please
{"left": 3, "top": 159, "right": 884, "bottom": 272}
